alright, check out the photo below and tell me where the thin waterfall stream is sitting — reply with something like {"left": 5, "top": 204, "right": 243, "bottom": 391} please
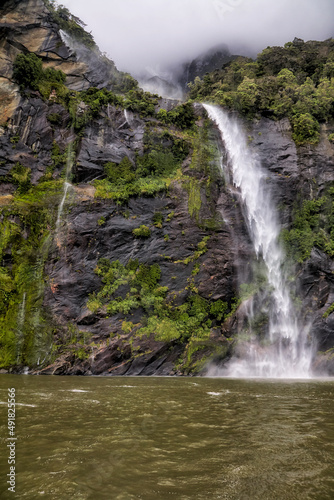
{"left": 55, "top": 140, "right": 74, "bottom": 242}
{"left": 204, "top": 104, "right": 314, "bottom": 378}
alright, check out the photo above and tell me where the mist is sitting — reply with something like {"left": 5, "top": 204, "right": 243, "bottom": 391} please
{"left": 60, "top": 0, "right": 334, "bottom": 77}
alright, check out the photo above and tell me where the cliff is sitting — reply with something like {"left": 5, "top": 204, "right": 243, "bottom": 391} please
{"left": 0, "top": 0, "right": 334, "bottom": 376}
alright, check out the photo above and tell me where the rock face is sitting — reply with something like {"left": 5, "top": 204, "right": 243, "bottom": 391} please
{"left": 0, "top": 0, "right": 122, "bottom": 121}
{"left": 1, "top": 0, "right": 334, "bottom": 376}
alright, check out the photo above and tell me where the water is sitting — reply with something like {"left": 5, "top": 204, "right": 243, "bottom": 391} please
{"left": 204, "top": 104, "right": 313, "bottom": 378}
{"left": 55, "top": 142, "right": 74, "bottom": 239}
{"left": 124, "top": 109, "right": 131, "bottom": 124}
{"left": 0, "top": 375, "right": 333, "bottom": 499}
{"left": 17, "top": 292, "right": 26, "bottom": 330}
{"left": 55, "top": 181, "right": 71, "bottom": 231}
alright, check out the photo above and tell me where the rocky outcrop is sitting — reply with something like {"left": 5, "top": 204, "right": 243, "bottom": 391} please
{"left": 76, "top": 107, "right": 145, "bottom": 182}
{"left": 0, "top": 0, "right": 123, "bottom": 122}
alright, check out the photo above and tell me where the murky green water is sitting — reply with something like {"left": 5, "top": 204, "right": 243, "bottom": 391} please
{"left": 0, "top": 375, "right": 334, "bottom": 499}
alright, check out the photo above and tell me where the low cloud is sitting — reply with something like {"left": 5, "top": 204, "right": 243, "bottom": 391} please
{"left": 61, "top": 0, "right": 334, "bottom": 75}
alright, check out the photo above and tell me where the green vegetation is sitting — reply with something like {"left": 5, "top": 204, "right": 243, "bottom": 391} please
{"left": 0, "top": 180, "right": 63, "bottom": 368}
{"left": 9, "top": 163, "right": 31, "bottom": 194}
{"left": 87, "top": 257, "right": 229, "bottom": 354}
{"left": 66, "top": 86, "right": 159, "bottom": 134}
{"left": 170, "top": 236, "right": 210, "bottom": 266}
{"left": 67, "top": 87, "right": 156, "bottom": 129}
{"left": 94, "top": 175, "right": 167, "bottom": 204}
{"left": 166, "top": 211, "right": 174, "bottom": 222}
{"left": 124, "top": 89, "right": 159, "bottom": 117}
{"left": 132, "top": 225, "right": 151, "bottom": 238}
{"left": 66, "top": 87, "right": 123, "bottom": 132}
{"left": 87, "top": 259, "right": 162, "bottom": 315}
{"left": 153, "top": 212, "right": 164, "bottom": 228}
{"left": 51, "top": 140, "right": 67, "bottom": 169}
{"left": 323, "top": 303, "right": 334, "bottom": 319}
{"left": 51, "top": 327, "right": 94, "bottom": 362}
{"left": 104, "top": 157, "right": 135, "bottom": 184}
{"left": 47, "top": 113, "right": 62, "bottom": 126}
{"left": 157, "top": 103, "right": 197, "bottom": 129}
{"left": 108, "top": 72, "right": 138, "bottom": 93}
{"left": 94, "top": 129, "right": 191, "bottom": 204}
{"left": 13, "top": 53, "right": 67, "bottom": 101}
{"left": 182, "top": 121, "right": 222, "bottom": 223}
{"left": 45, "top": 1, "right": 138, "bottom": 93}
{"left": 12, "top": 53, "right": 43, "bottom": 91}
{"left": 291, "top": 113, "right": 320, "bottom": 145}
{"left": 281, "top": 189, "right": 334, "bottom": 262}
{"left": 187, "top": 178, "right": 202, "bottom": 219}
{"left": 188, "top": 38, "right": 334, "bottom": 145}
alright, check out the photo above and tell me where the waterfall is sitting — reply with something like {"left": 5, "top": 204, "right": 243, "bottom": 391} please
{"left": 55, "top": 142, "right": 74, "bottom": 236}
{"left": 124, "top": 109, "right": 130, "bottom": 124}
{"left": 204, "top": 104, "right": 314, "bottom": 378}
{"left": 16, "top": 291, "right": 26, "bottom": 362}
{"left": 55, "top": 181, "right": 71, "bottom": 229}
{"left": 17, "top": 291, "right": 26, "bottom": 331}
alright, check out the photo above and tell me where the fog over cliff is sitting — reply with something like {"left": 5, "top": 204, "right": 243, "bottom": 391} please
{"left": 61, "top": 0, "right": 334, "bottom": 75}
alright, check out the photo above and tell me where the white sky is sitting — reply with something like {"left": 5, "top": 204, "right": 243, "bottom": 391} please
{"left": 60, "top": 0, "right": 334, "bottom": 75}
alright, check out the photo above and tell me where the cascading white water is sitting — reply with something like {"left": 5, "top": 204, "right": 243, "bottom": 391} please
{"left": 55, "top": 181, "right": 71, "bottom": 230}
{"left": 17, "top": 291, "right": 26, "bottom": 330}
{"left": 204, "top": 104, "right": 314, "bottom": 378}
{"left": 124, "top": 109, "right": 131, "bottom": 125}
{"left": 16, "top": 291, "right": 26, "bottom": 362}
{"left": 55, "top": 142, "right": 73, "bottom": 237}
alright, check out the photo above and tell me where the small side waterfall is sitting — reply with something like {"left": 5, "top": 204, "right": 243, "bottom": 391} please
{"left": 204, "top": 104, "right": 314, "bottom": 378}
{"left": 55, "top": 142, "right": 74, "bottom": 239}
{"left": 17, "top": 291, "right": 26, "bottom": 331}
{"left": 16, "top": 291, "right": 26, "bottom": 362}
{"left": 124, "top": 109, "right": 131, "bottom": 125}
{"left": 55, "top": 181, "right": 71, "bottom": 230}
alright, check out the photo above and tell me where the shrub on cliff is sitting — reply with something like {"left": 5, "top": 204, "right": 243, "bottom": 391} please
{"left": 166, "top": 103, "right": 196, "bottom": 129}
{"left": 124, "top": 89, "right": 158, "bottom": 117}
{"left": 291, "top": 113, "right": 320, "bottom": 145}
{"left": 13, "top": 53, "right": 67, "bottom": 99}
{"left": 132, "top": 225, "right": 151, "bottom": 238}
{"left": 9, "top": 163, "right": 31, "bottom": 194}
{"left": 13, "top": 53, "right": 43, "bottom": 91}
{"left": 105, "top": 157, "right": 135, "bottom": 185}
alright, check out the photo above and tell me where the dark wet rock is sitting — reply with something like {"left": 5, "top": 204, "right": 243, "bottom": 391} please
{"left": 76, "top": 106, "right": 145, "bottom": 182}
{"left": 312, "top": 351, "right": 334, "bottom": 376}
